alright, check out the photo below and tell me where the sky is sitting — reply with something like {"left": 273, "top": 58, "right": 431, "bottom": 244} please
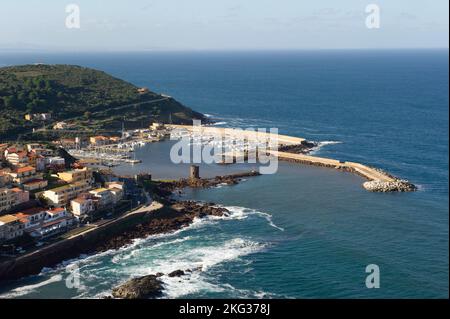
{"left": 0, "top": 0, "right": 448, "bottom": 51}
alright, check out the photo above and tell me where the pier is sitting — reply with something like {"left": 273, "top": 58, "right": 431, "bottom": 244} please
{"left": 167, "top": 124, "right": 305, "bottom": 145}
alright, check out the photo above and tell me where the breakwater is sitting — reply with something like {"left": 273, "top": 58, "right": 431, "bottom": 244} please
{"left": 167, "top": 125, "right": 416, "bottom": 192}
{"left": 271, "top": 151, "right": 416, "bottom": 192}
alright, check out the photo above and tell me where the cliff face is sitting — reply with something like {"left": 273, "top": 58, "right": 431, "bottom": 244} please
{"left": 0, "top": 64, "right": 206, "bottom": 139}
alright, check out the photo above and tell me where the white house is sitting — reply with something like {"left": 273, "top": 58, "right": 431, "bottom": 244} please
{"left": 70, "top": 197, "right": 95, "bottom": 218}
{"left": 30, "top": 208, "right": 75, "bottom": 238}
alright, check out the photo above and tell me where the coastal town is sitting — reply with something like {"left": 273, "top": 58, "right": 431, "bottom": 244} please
{"left": 1, "top": 115, "right": 418, "bottom": 260}
{"left": 0, "top": 121, "right": 171, "bottom": 257}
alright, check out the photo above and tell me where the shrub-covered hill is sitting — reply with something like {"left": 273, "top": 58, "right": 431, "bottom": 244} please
{"left": 0, "top": 64, "right": 206, "bottom": 139}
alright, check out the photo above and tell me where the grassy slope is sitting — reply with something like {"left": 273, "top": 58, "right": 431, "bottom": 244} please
{"left": 0, "top": 64, "right": 205, "bottom": 139}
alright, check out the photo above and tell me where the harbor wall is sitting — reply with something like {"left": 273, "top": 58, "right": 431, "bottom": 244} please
{"left": 167, "top": 125, "right": 415, "bottom": 192}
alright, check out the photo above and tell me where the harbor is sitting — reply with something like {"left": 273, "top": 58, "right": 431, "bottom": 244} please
{"left": 67, "top": 133, "right": 168, "bottom": 166}
{"left": 167, "top": 124, "right": 417, "bottom": 192}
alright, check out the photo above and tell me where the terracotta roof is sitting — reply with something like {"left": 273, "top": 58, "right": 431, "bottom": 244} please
{"left": 23, "top": 179, "right": 46, "bottom": 185}
{"left": 17, "top": 207, "right": 46, "bottom": 216}
{"left": 14, "top": 166, "right": 35, "bottom": 173}
{"left": 12, "top": 151, "right": 28, "bottom": 158}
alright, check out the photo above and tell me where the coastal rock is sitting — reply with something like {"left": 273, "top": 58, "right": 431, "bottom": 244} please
{"left": 161, "top": 171, "right": 261, "bottom": 191}
{"left": 112, "top": 275, "right": 163, "bottom": 299}
{"left": 278, "top": 141, "right": 317, "bottom": 154}
{"left": 363, "top": 180, "right": 417, "bottom": 192}
{"left": 168, "top": 270, "right": 185, "bottom": 277}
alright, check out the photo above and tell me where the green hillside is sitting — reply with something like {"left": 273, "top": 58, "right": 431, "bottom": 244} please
{"left": 0, "top": 64, "right": 206, "bottom": 139}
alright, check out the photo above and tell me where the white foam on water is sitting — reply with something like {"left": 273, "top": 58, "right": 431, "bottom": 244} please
{"left": 6, "top": 204, "right": 281, "bottom": 299}
{"left": 111, "top": 236, "right": 192, "bottom": 264}
{"left": 212, "top": 121, "right": 228, "bottom": 126}
{"left": 415, "top": 184, "right": 425, "bottom": 192}
{"left": 161, "top": 272, "right": 226, "bottom": 298}
{"left": 309, "top": 140, "right": 342, "bottom": 155}
{"left": 217, "top": 282, "right": 284, "bottom": 299}
{"left": 221, "top": 206, "right": 285, "bottom": 231}
{"left": 0, "top": 274, "right": 63, "bottom": 298}
{"left": 84, "top": 236, "right": 267, "bottom": 299}
{"left": 153, "top": 238, "right": 266, "bottom": 298}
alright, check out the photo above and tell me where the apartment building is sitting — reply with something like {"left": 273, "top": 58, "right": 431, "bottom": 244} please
{"left": 14, "top": 207, "right": 47, "bottom": 233}
{"left": 0, "top": 187, "right": 30, "bottom": 213}
{"left": 8, "top": 166, "right": 43, "bottom": 184}
{"left": 108, "top": 188, "right": 124, "bottom": 204}
{"left": 27, "top": 154, "right": 46, "bottom": 171}
{"left": 6, "top": 151, "right": 29, "bottom": 166}
{"left": 57, "top": 167, "right": 93, "bottom": 184}
{"left": 71, "top": 196, "right": 95, "bottom": 218}
{"left": 0, "top": 214, "right": 24, "bottom": 242}
{"left": 22, "top": 179, "right": 48, "bottom": 191}
{"left": 45, "top": 156, "right": 66, "bottom": 169}
{"left": 0, "top": 188, "right": 15, "bottom": 213}
{"left": 0, "top": 169, "right": 12, "bottom": 187}
{"left": 41, "top": 180, "right": 92, "bottom": 207}
{"left": 31, "top": 208, "right": 75, "bottom": 238}
{"left": 14, "top": 207, "right": 74, "bottom": 238}
{"left": 10, "top": 187, "right": 30, "bottom": 204}
{"left": 89, "top": 188, "right": 115, "bottom": 208}
{"left": 0, "top": 143, "right": 8, "bottom": 161}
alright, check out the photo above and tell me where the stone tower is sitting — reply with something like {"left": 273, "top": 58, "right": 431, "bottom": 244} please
{"left": 190, "top": 165, "right": 200, "bottom": 180}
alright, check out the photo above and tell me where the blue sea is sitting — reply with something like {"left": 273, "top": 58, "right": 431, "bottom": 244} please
{"left": 0, "top": 50, "right": 448, "bottom": 298}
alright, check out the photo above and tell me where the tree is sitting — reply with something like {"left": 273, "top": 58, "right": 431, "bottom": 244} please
{"left": 84, "top": 111, "right": 92, "bottom": 120}
{"left": 3, "top": 95, "right": 16, "bottom": 108}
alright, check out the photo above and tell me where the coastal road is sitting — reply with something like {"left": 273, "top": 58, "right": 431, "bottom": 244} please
{"left": 14, "top": 201, "right": 163, "bottom": 260}
{"left": 32, "top": 97, "right": 171, "bottom": 134}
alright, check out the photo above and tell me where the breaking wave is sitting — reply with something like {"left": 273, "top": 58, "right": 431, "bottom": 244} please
{"left": 309, "top": 140, "right": 342, "bottom": 155}
{"left": 1, "top": 204, "right": 282, "bottom": 299}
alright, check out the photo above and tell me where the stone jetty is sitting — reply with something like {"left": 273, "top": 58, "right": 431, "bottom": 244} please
{"left": 167, "top": 124, "right": 417, "bottom": 192}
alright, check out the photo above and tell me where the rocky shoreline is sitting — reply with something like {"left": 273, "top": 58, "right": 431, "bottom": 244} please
{"left": 93, "top": 201, "right": 229, "bottom": 253}
{"left": 278, "top": 141, "right": 318, "bottom": 154}
{"left": 92, "top": 201, "right": 230, "bottom": 299}
{"left": 91, "top": 172, "right": 261, "bottom": 298}
{"left": 165, "top": 170, "right": 261, "bottom": 190}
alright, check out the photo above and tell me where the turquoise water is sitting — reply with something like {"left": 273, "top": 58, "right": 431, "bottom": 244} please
{"left": 0, "top": 50, "right": 448, "bottom": 298}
